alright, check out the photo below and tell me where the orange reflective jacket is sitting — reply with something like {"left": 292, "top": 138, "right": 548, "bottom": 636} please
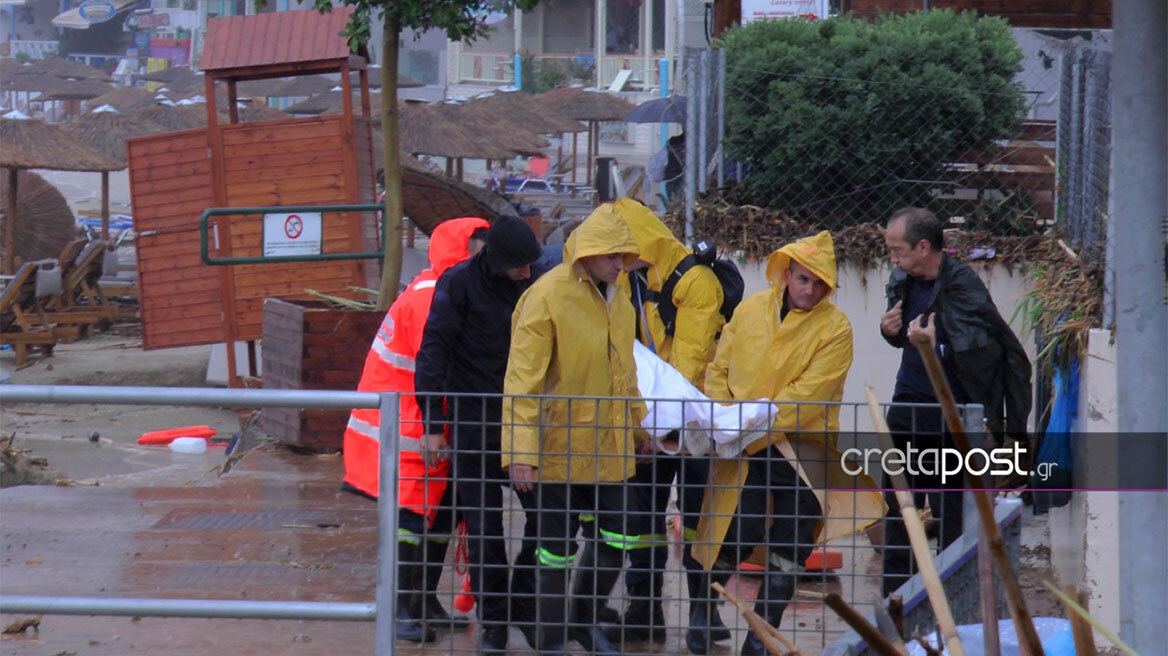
{"left": 343, "top": 217, "right": 489, "bottom": 516}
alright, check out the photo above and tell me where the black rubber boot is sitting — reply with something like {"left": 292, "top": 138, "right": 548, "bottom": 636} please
{"left": 395, "top": 541, "right": 436, "bottom": 643}
{"left": 536, "top": 567, "right": 570, "bottom": 655}
{"left": 739, "top": 570, "right": 795, "bottom": 656}
{"left": 568, "top": 541, "right": 623, "bottom": 655}
{"left": 684, "top": 568, "right": 733, "bottom": 654}
{"left": 413, "top": 539, "right": 469, "bottom": 630}
{"left": 609, "top": 572, "right": 666, "bottom": 643}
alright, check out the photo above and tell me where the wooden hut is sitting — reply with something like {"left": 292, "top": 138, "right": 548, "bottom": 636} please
{"left": 125, "top": 8, "right": 380, "bottom": 392}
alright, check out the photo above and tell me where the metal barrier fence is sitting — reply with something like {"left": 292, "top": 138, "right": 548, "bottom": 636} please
{"left": 1, "top": 386, "right": 1016, "bottom": 655}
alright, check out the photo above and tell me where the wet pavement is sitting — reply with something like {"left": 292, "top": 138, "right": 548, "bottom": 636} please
{"left": 2, "top": 444, "right": 886, "bottom": 655}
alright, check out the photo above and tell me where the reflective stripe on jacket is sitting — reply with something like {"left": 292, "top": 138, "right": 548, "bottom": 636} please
{"left": 342, "top": 217, "right": 489, "bottom": 509}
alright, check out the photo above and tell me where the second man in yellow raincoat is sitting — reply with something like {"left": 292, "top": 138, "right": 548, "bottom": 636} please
{"left": 502, "top": 204, "right": 652, "bottom": 655}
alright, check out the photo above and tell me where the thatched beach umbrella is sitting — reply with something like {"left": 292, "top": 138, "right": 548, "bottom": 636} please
{"left": 0, "top": 170, "right": 76, "bottom": 265}
{"left": 236, "top": 100, "right": 288, "bottom": 123}
{"left": 138, "top": 67, "right": 195, "bottom": 84}
{"left": 433, "top": 101, "right": 548, "bottom": 158}
{"left": 536, "top": 86, "right": 635, "bottom": 185}
{"left": 62, "top": 108, "right": 164, "bottom": 163}
{"left": 84, "top": 86, "right": 156, "bottom": 113}
{"left": 133, "top": 103, "right": 225, "bottom": 132}
{"left": 398, "top": 102, "right": 513, "bottom": 181}
{"left": 465, "top": 90, "right": 586, "bottom": 180}
{"left": 32, "top": 78, "right": 115, "bottom": 120}
{"left": 0, "top": 117, "right": 122, "bottom": 272}
{"left": 271, "top": 75, "right": 338, "bottom": 98}
{"left": 22, "top": 56, "right": 112, "bottom": 82}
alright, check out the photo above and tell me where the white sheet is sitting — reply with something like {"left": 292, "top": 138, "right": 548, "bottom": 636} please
{"left": 633, "top": 340, "right": 777, "bottom": 458}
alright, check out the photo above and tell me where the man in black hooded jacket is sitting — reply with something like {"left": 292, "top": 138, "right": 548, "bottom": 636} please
{"left": 415, "top": 215, "right": 543, "bottom": 654}
{"left": 879, "top": 206, "right": 1032, "bottom": 597}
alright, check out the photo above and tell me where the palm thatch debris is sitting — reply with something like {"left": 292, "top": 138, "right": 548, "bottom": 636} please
{"left": 0, "top": 170, "right": 78, "bottom": 263}
{"left": 665, "top": 198, "right": 1048, "bottom": 271}
{"left": 1, "top": 434, "right": 63, "bottom": 488}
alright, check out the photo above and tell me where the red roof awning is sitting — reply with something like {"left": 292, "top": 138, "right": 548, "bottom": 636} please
{"left": 200, "top": 8, "right": 359, "bottom": 75}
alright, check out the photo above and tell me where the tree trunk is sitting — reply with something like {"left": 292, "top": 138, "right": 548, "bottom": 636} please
{"left": 376, "top": 12, "right": 403, "bottom": 311}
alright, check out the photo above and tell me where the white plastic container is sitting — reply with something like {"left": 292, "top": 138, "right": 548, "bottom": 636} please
{"left": 169, "top": 437, "right": 208, "bottom": 454}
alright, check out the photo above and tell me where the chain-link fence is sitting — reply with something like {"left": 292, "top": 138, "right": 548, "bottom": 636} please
{"left": 678, "top": 14, "right": 1070, "bottom": 247}
{"left": 1056, "top": 44, "right": 1112, "bottom": 321}
{"left": 388, "top": 393, "right": 1017, "bottom": 656}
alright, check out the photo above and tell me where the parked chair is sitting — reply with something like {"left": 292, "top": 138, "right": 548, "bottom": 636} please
{"left": 45, "top": 240, "right": 135, "bottom": 322}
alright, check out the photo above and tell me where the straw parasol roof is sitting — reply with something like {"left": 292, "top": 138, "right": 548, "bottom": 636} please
{"left": 32, "top": 78, "right": 115, "bottom": 102}
{"left": 3, "top": 74, "right": 63, "bottom": 93}
{"left": 0, "top": 170, "right": 76, "bottom": 265}
{"left": 0, "top": 117, "right": 123, "bottom": 172}
{"left": 289, "top": 90, "right": 388, "bottom": 116}
{"left": 432, "top": 101, "right": 549, "bottom": 156}
{"left": 21, "top": 56, "right": 113, "bottom": 81}
{"left": 236, "top": 100, "right": 288, "bottom": 123}
{"left": 342, "top": 68, "right": 423, "bottom": 89}
{"left": 62, "top": 110, "right": 165, "bottom": 164}
{"left": 83, "top": 86, "right": 157, "bottom": 113}
{"left": 133, "top": 103, "right": 227, "bottom": 132}
{"left": 0, "top": 58, "right": 31, "bottom": 81}
{"left": 157, "top": 71, "right": 206, "bottom": 95}
{"left": 399, "top": 163, "right": 516, "bottom": 236}
{"left": 271, "top": 75, "right": 338, "bottom": 98}
{"left": 467, "top": 90, "right": 587, "bottom": 134}
{"left": 138, "top": 67, "right": 196, "bottom": 83}
{"left": 398, "top": 102, "right": 513, "bottom": 160}
{"left": 536, "top": 86, "right": 636, "bottom": 121}
{"left": 0, "top": 139, "right": 44, "bottom": 169}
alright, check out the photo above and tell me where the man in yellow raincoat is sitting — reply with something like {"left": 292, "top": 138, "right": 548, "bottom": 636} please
{"left": 609, "top": 198, "right": 727, "bottom": 643}
{"left": 689, "top": 230, "right": 881, "bottom": 655}
{"left": 502, "top": 203, "right": 652, "bottom": 655}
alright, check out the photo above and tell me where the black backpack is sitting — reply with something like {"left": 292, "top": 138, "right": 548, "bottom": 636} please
{"left": 647, "top": 239, "right": 744, "bottom": 335}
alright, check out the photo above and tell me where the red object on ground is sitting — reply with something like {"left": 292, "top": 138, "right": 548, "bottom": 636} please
{"left": 137, "top": 426, "right": 218, "bottom": 445}
{"left": 803, "top": 548, "right": 843, "bottom": 571}
{"left": 736, "top": 548, "right": 843, "bottom": 572}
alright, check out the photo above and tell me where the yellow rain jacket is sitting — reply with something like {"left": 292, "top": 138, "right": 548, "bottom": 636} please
{"left": 614, "top": 199, "right": 725, "bottom": 390}
{"left": 502, "top": 203, "right": 649, "bottom": 483}
{"left": 694, "top": 230, "right": 884, "bottom": 570}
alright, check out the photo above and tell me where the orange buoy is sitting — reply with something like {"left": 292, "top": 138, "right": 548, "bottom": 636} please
{"left": 137, "top": 425, "right": 218, "bottom": 445}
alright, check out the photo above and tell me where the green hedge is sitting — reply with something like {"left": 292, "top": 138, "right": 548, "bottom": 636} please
{"left": 720, "top": 10, "right": 1026, "bottom": 229}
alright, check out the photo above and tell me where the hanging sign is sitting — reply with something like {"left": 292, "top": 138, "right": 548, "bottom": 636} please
{"left": 741, "top": 0, "right": 830, "bottom": 23}
{"left": 263, "top": 212, "right": 322, "bottom": 257}
{"left": 79, "top": 0, "right": 118, "bottom": 24}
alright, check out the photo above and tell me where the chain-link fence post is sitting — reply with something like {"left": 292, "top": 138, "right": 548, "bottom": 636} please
{"left": 684, "top": 48, "right": 699, "bottom": 244}
{"left": 375, "top": 391, "right": 402, "bottom": 655}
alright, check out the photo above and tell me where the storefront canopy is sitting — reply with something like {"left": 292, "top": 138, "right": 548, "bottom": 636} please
{"left": 52, "top": 0, "right": 138, "bottom": 30}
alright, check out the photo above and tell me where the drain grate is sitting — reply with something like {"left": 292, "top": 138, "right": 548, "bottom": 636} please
{"left": 153, "top": 509, "right": 354, "bottom": 530}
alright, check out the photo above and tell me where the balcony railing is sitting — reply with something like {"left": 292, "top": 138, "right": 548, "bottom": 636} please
{"left": 455, "top": 51, "right": 664, "bottom": 90}
{"left": 2, "top": 40, "right": 59, "bottom": 60}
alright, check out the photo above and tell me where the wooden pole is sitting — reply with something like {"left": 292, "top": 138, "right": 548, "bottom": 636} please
{"left": 1063, "top": 585, "right": 1097, "bottom": 656}
{"left": 4, "top": 168, "right": 17, "bottom": 274}
{"left": 712, "top": 582, "right": 807, "bottom": 656}
{"left": 910, "top": 336, "right": 1044, "bottom": 656}
{"left": 865, "top": 386, "right": 965, "bottom": 656}
{"left": 100, "top": 170, "right": 110, "bottom": 242}
{"left": 586, "top": 121, "right": 594, "bottom": 187}
{"left": 571, "top": 131, "right": 578, "bottom": 184}
{"left": 979, "top": 526, "right": 1001, "bottom": 656}
{"left": 823, "top": 593, "right": 906, "bottom": 656}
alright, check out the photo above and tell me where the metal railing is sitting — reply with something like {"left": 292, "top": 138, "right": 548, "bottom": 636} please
{"left": 0, "top": 385, "right": 403, "bottom": 655}
{"left": 199, "top": 203, "right": 386, "bottom": 266}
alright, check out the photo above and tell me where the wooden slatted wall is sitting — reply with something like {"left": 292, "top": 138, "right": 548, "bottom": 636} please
{"left": 127, "top": 115, "right": 379, "bottom": 350}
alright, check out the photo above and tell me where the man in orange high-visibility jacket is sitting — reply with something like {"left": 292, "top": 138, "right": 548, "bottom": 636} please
{"left": 342, "top": 216, "right": 489, "bottom": 643}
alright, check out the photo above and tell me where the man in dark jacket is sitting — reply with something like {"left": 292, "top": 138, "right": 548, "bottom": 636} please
{"left": 415, "top": 215, "right": 542, "bottom": 654}
{"left": 878, "top": 206, "right": 1032, "bottom": 597}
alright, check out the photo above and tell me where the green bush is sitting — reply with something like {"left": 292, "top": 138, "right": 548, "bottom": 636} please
{"left": 720, "top": 10, "right": 1025, "bottom": 229}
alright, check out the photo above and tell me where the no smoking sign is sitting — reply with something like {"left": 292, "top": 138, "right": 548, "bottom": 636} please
{"left": 264, "top": 212, "right": 322, "bottom": 257}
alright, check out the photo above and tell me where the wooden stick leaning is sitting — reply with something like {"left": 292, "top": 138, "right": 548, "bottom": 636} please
{"left": 909, "top": 335, "right": 1045, "bottom": 656}
{"left": 711, "top": 582, "right": 807, "bottom": 656}
{"left": 1062, "top": 585, "right": 1098, "bottom": 656}
{"left": 822, "top": 593, "right": 907, "bottom": 656}
{"left": 864, "top": 385, "right": 965, "bottom": 656}
{"left": 979, "top": 524, "right": 1001, "bottom": 656}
